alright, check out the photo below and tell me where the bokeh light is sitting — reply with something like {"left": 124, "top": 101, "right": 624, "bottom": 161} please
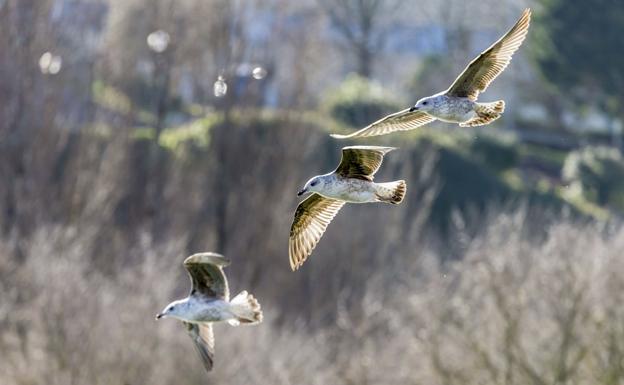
{"left": 39, "top": 52, "right": 62, "bottom": 75}
{"left": 252, "top": 66, "right": 267, "bottom": 80}
{"left": 213, "top": 75, "right": 227, "bottom": 97}
{"left": 147, "top": 30, "right": 170, "bottom": 53}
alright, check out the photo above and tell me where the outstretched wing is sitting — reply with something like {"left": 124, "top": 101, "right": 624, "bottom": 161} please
{"left": 185, "top": 322, "right": 214, "bottom": 372}
{"left": 445, "top": 8, "right": 531, "bottom": 100}
{"left": 334, "top": 146, "right": 395, "bottom": 180}
{"left": 289, "top": 194, "right": 345, "bottom": 271}
{"left": 184, "top": 253, "right": 230, "bottom": 300}
{"left": 331, "top": 109, "right": 435, "bottom": 139}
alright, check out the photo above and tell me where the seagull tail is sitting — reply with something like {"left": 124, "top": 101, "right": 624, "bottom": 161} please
{"left": 462, "top": 100, "right": 505, "bottom": 127}
{"left": 227, "top": 291, "right": 263, "bottom": 326}
{"left": 375, "top": 180, "right": 407, "bottom": 205}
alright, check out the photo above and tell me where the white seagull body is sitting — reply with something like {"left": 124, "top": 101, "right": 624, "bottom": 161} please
{"left": 156, "top": 253, "right": 262, "bottom": 372}
{"left": 289, "top": 146, "right": 406, "bottom": 270}
{"left": 332, "top": 8, "right": 531, "bottom": 139}
{"left": 307, "top": 173, "right": 399, "bottom": 203}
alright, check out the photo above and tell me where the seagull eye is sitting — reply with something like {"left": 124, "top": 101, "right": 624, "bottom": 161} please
{"left": 169, "top": 306, "right": 175, "bottom": 311}
{"left": 423, "top": 101, "right": 428, "bottom": 105}
{"left": 311, "top": 181, "right": 318, "bottom": 187}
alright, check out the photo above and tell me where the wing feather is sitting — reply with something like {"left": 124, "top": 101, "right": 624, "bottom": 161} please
{"left": 445, "top": 8, "right": 531, "bottom": 100}
{"left": 334, "top": 146, "right": 395, "bottom": 180}
{"left": 331, "top": 109, "right": 435, "bottom": 139}
{"left": 289, "top": 194, "right": 345, "bottom": 270}
{"left": 185, "top": 322, "right": 214, "bottom": 372}
{"left": 184, "top": 253, "right": 230, "bottom": 300}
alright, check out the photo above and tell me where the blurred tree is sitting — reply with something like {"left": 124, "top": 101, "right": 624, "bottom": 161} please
{"left": 469, "top": 134, "right": 519, "bottom": 173}
{"left": 0, "top": 0, "right": 57, "bottom": 244}
{"left": 562, "top": 146, "right": 624, "bottom": 211}
{"left": 324, "top": 74, "right": 400, "bottom": 127}
{"left": 318, "top": 0, "right": 404, "bottom": 78}
{"left": 535, "top": 0, "right": 624, "bottom": 139}
{"left": 409, "top": 54, "right": 455, "bottom": 100}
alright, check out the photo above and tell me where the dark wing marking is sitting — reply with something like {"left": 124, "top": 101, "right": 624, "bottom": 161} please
{"left": 185, "top": 322, "right": 214, "bottom": 372}
{"left": 334, "top": 146, "right": 396, "bottom": 180}
{"left": 289, "top": 194, "right": 345, "bottom": 271}
{"left": 445, "top": 8, "right": 531, "bottom": 100}
{"left": 184, "top": 253, "right": 230, "bottom": 300}
{"left": 331, "top": 109, "right": 435, "bottom": 139}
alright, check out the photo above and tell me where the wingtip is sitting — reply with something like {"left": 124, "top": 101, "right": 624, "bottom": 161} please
{"left": 288, "top": 245, "right": 297, "bottom": 271}
{"left": 342, "top": 145, "right": 397, "bottom": 154}
{"left": 289, "top": 255, "right": 301, "bottom": 271}
{"left": 521, "top": 8, "right": 532, "bottom": 23}
{"left": 184, "top": 252, "right": 231, "bottom": 267}
{"left": 289, "top": 248, "right": 306, "bottom": 271}
{"left": 330, "top": 133, "right": 350, "bottom": 139}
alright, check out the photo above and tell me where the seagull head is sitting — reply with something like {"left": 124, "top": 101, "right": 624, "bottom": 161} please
{"left": 411, "top": 96, "right": 437, "bottom": 112}
{"left": 298, "top": 176, "right": 324, "bottom": 196}
{"left": 156, "top": 299, "right": 186, "bottom": 320}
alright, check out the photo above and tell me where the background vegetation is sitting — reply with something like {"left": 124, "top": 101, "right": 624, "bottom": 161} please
{"left": 1, "top": 0, "right": 624, "bottom": 384}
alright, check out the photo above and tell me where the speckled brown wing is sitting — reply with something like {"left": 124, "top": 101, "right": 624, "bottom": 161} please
{"left": 289, "top": 194, "right": 345, "bottom": 271}
{"left": 184, "top": 253, "right": 230, "bottom": 300}
{"left": 334, "top": 146, "right": 395, "bottom": 180}
{"left": 185, "top": 322, "right": 214, "bottom": 372}
{"left": 331, "top": 109, "right": 435, "bottom": 139}
{"left": 445, "top": 8, "right": 531, "bottom": 100}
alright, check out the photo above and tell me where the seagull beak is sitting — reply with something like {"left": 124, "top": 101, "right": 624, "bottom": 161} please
{"left": 155, "top": 313, "right": 164, "bottom": 320}
{"left": 409, "top": 106, "right": 418, "bottom": 112}
{"left": 297, "top": 189, "right": 306, "bottom": 196}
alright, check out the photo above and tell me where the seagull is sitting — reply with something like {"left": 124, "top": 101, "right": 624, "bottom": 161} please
{"left": 289, "top": 146, "right": 406, "bottom": 270}
{"left": 156, "top": 252, "right": 262, "bottom": 372}
{"left": 332, "top": 8, "right": 531, "bottom": 139}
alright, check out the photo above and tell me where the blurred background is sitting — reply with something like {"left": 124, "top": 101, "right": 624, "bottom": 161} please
{"left": 2, "top": 0, "right": 624, "bottom": 383}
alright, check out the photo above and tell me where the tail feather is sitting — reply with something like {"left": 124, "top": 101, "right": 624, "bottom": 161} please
{"left": 227, "top": 291, "right": 263, "bottom": 326}
{"left": 461, "top": 100, "right": 505, "bottom": 127}
{"left": 376, "top": 180, "right": 406, "bottom": 205}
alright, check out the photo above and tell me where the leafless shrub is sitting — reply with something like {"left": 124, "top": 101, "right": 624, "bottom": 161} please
{"left": 2, "top": 212, "right": 623, "bottom": 385}
{"left": 0, "top": 226, "right": 341, "bottom": 384}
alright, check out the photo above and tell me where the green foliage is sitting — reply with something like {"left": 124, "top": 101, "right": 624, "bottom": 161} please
{"left": 323, "top": 74, "right": 401, "bottom": 128}
{"left": 408, "top": 54, "right": 454, "bottom": 99}
{"left": 562, "top": 146, "right": 624, "bottom": 210}
{"left": 518, "top": 142, "right": 568, "bottom": 170}
{"left": 428, "top": 144, "right": 513, "bottom": 234}
{"left": 401, "top": 131, "right": 583, "bottom": 230}
{"left": 469, "top": 134, "right": 519, "bottom": 173}
{"left": 132, "top": 127, "right": 157, "bottom": 141}
{"left": 92, "top": 80, "right": 133, "bottom": 115}
{"left": 156, "top": 114, "right": 224, "bottom": 162}
{"left": 534, "top": 0, "right": 624, "bottom": 113}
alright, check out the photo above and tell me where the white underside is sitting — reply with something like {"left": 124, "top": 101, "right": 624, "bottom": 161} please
{"left": 187, "top": 299, "right": 236, "bottom": 323}
{"left": 434, "top": 110, "right": 478, "bottom": 124}
{"left": 317, "top": 179, "right": 379, "bottom": 203}
{"left": 425, "top": 95, "right": 478, "bottom": 123}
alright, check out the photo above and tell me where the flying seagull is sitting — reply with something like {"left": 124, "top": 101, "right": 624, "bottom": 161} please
{"left": 289, "top": 146, "right": 406, "bottom": 270}
{"left": 156, "top": 252, "right": 262, "bottom": 372}
{"left": 332, "top": 8, "right": 531, "bottom": 139}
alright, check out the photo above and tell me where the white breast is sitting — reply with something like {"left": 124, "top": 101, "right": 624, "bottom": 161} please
{"left": 320, "top": 178, "right": 378, "bottom": 203}
{"left": 191, "top": 298, "right": 233, "bottom": 322}
{"left": 433, "top": 97, "right": 476, "bottom": 123}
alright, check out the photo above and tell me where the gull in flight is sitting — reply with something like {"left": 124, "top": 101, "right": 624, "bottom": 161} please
{"left": 289, "top": 146, "right": 406, "bottom": 270}
{"left": 332, "top": 8, "right": 531, "bottom": 139}
{"left": 156, "top": 252, "right": 262, "bottom": 372}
